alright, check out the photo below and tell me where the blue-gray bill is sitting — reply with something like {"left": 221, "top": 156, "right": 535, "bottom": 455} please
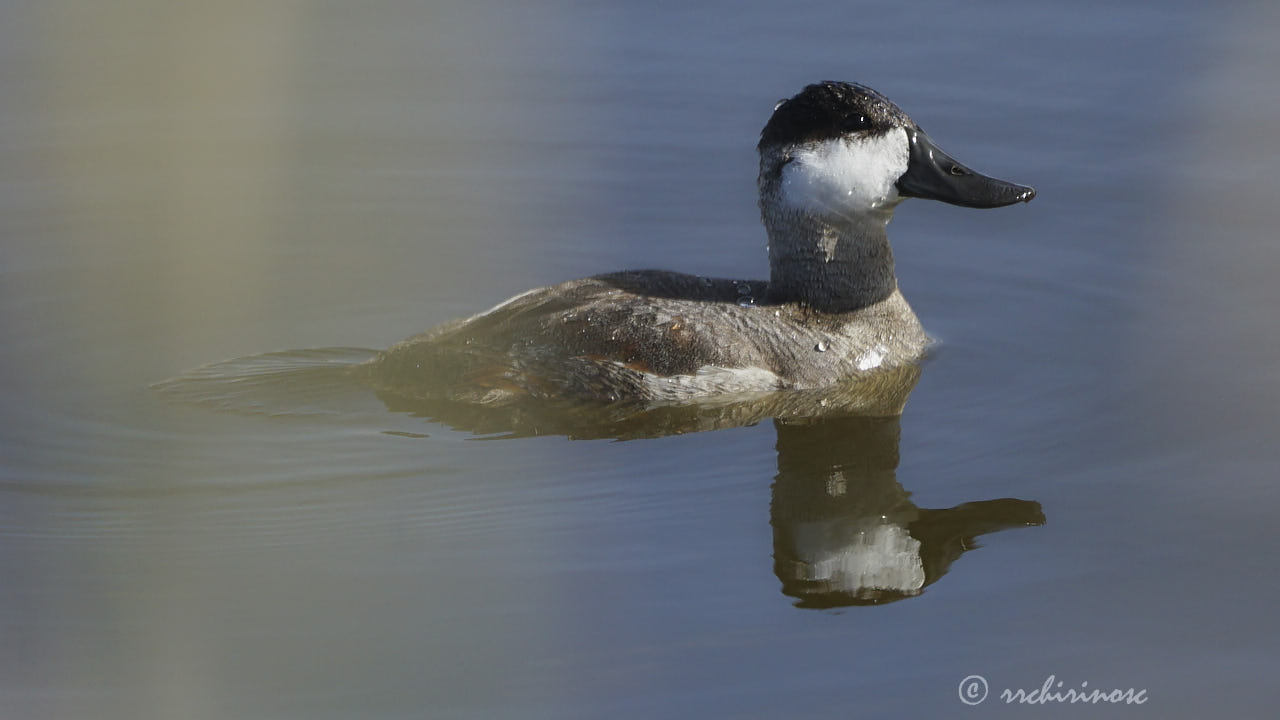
{"left": 895, "top": 128, "right": 1036, "bottom": 208}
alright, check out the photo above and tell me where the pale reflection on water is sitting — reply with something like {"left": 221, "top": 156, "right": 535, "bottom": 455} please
{"left": 2, "top": 0, "right": 1279, "bottom": 718}
{"left": 157, "top": 356, "right": 1045, "bottom": 608}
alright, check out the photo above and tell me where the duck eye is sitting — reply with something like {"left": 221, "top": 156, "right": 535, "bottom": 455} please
{"left": 948, "top": 165, "right": 969, "bottom": 177}
{"left": 845, "top": 114, "right": 869, "bottom": 131}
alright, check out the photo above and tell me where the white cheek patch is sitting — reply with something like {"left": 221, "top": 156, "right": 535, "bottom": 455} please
{"left": 781, "top": 127, "right": 909, "bottom": 219}
{"left": 795, "top": 521, "right": 926, "bottom": 594}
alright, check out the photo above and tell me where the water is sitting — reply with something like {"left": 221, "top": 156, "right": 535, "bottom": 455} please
{"left": 3, "top": 1, "right": 1278, "bottom": 717}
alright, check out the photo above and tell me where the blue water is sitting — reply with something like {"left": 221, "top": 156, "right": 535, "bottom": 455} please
{"left": 2, "top": 1, "right": 1278, "bottom": 717}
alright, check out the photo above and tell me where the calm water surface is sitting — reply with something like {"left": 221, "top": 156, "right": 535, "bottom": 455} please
{"left": 2, "top": 1, "right": 1278, "bottom": 718}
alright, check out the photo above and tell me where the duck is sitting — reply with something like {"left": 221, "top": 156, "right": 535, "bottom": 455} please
{"left": 365, "top": 81, "right": 1035, "bottom": 405}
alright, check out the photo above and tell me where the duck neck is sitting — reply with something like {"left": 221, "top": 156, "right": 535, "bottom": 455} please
{"left": 763, "top": 207, "right": 898, "bottom": 313}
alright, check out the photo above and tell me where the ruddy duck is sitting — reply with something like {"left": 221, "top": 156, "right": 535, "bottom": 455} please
{"left": 367, "top": 81, "right": 1034, "bottom": 404}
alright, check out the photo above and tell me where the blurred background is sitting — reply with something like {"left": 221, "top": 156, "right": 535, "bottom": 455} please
{"left": 2, "top": 1, "right": 1278, "bottom": 717}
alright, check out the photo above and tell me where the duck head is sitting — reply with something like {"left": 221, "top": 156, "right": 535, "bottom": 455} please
{"left": 758, "top": 81, "right": 1035, "bottom": 223}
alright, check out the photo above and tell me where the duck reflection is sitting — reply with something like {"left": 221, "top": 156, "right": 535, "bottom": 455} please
{"left": 375, "top": 363, "right": 1044, "bottom": 608}
{"left": 158, "top": 355, "right": 1044, "bottom": 608}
